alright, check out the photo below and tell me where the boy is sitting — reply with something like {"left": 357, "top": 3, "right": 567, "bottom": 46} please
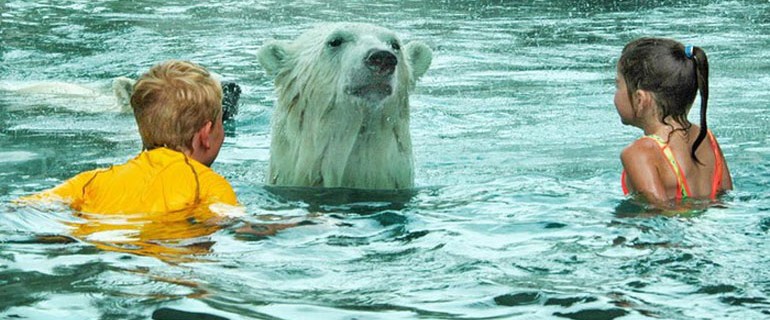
{"left": 24, "top": 60, "right": 240, "bottom": 255}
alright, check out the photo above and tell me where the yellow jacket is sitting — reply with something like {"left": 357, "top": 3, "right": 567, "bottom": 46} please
{"left": 40, "top": 147, "right": 237, "bottom": 213}
{"left": 25, "top": 148, "right": 239, "bottom": 260}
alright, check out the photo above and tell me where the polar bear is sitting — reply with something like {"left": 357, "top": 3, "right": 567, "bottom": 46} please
{"left": 0, "top": 78, "right": 135, "bottom": 113}
{"left": 258, "top": 23, "right": 432, "bottom": 190}
{"left": 1, "top": 76, "right": 241, "bottom": 120}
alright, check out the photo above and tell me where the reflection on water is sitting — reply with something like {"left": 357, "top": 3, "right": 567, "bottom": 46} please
{"left": 65, "top": 212, "right": 220, "bottom": 262}
{"left": 264, "top": 186, "right": 418, "bottom": 213}
{"left": 1, "top": 0, "right": 770, "bottom": 319}
{"left": 5, "top": 200, "right": 223, "bottom": 263}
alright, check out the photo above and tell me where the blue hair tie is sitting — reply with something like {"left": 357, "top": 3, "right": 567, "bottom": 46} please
{"left": 684, "top": 45, "right": 694, "bottom": 59}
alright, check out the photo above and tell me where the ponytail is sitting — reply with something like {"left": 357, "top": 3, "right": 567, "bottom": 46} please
{"left": 687, "top": 45, "right": 709, "bottom": 164}
{"left": 620, "top": 38, "right": 711, "bottom": 161}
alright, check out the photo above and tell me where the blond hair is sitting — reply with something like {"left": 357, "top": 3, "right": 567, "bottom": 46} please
{"left": 131, "top": 60, "right": 222, "bottom": 151}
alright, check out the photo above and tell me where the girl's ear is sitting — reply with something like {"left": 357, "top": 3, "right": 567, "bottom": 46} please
{"left": 634, "top": 89, "right": 653, "bottom": 115}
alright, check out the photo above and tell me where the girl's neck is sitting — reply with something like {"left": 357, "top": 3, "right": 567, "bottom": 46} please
{"left": 641, "top": 116, "right": 690, "bottom": 138}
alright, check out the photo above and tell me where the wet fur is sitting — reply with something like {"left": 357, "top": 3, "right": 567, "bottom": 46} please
{"left": 259, "top": 23, "right": 432, "bottom": 189}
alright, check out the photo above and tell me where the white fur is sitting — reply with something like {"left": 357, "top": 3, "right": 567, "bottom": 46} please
{"left": 0, "top": 78, "right": 135, "bottom": 113}
{"left": 2, "top": 72, "right": 232, "bottom": 115}
{"left": 259, "top": 23, "right": 432, "bottom": 190}
{"left": 112, "top": 76, "right": 135, "bottom": 112}
{"left": 11, "top": 82, "right": 99, "bottom": 96}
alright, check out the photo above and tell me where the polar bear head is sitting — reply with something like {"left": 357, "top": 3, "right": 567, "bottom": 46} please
{"left": 258, "top": 23, "right": 432, "bottom": 189}
{"left": 259, "top": 23, "right": 432, "bottom": 106}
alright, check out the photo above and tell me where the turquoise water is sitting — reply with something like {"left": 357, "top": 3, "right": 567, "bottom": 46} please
{"left": 2, "top": 1, "right": 770, "bottom": 319}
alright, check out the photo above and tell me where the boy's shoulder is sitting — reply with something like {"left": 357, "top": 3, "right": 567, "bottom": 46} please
{"left": 197, "top": 168, "right": 238, "bottom": 206}
{"left": 175, "top": 156, "right": 237, "bottom": 205}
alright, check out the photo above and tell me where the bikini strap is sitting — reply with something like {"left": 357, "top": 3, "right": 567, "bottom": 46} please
{"left": 643, "top": 134, "right": 667, "bottom": 146}
{"left": 640, "top": 135, "right": 690, "bottom": 200}
{"left": 621, "top": 135, "right": 675, "bottom": 197}
{"left": 708, "top": 130, "right": 724, "bottom": 199}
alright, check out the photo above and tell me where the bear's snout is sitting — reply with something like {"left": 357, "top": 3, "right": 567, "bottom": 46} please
{"left": 365, "top": 50, "right": 397, "bottom": 76}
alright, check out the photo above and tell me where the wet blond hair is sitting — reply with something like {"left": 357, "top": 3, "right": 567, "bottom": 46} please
{"left": 131, "top": 60, "right": 222, "bottom": 151}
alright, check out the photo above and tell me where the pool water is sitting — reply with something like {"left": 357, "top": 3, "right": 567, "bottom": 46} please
{"left": 2, "top": 1, "right": 769, "bottom": 319}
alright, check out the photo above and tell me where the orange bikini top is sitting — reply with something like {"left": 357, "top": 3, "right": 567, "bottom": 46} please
{"left": 622, "top": 130, "right": 724, "bottom": 201}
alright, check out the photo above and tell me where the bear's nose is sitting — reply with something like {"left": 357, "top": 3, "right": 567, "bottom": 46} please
{"left": 365, "top": 50, "right": 397, "bottom": 75}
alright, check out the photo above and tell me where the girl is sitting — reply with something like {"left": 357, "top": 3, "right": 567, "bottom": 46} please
{"left": 615, "top": 37, "right": 732, "bottom": 207}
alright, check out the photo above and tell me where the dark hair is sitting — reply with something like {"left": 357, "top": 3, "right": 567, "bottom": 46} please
{"left": 618, "top": 37, "right": 709, "bottom": 163}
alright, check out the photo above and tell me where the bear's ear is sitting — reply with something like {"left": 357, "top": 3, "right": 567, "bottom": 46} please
{"left": 112, "top": 76, "right": 135, "bottom": 112}
{"left": 404, "top": 41, "right": 433, "bottom": 80}
{"left": 258, "top": 40, "right": 291, "bottom": 76}
{"left": 208, "top": 71, "right": 224, "bottom": 83}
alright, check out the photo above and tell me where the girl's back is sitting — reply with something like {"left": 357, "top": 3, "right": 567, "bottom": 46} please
{"left": 664, "top": 125, "right": 731, "bottom": 199}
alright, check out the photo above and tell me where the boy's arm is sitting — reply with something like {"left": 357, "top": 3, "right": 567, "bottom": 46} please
{"left": 621, "top": 142, "right": 670, "bottom": 207}
{"left": 201, "top": 172, "right": 305, "bottom": 237}
{"left": 205, "top": 173, "right": 239, "bottom": 206}
{"left": 197, "top": 172, "right": 241, "bottom": 225}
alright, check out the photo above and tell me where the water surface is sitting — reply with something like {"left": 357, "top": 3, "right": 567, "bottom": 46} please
{"left": 1, "top": 1, "right": 769, "bottom": 319}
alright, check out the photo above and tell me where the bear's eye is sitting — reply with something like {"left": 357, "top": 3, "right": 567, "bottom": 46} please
{"left": 390, "top": 42, "right": 401, "bottom": 51}
{"left": 328, "top": 37, "right": 344, "bottom": 48}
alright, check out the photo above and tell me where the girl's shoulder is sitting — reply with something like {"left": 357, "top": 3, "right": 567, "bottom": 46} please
{"left": 621, "top": 136, "right": 664, "bottom": 165}
{"left": 623, "top": 135, "right": 664, "bottom": 154}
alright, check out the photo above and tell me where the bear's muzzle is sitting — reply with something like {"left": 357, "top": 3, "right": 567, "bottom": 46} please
{"left": 365, "top": 49, "right": 397, "bottom": 76}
